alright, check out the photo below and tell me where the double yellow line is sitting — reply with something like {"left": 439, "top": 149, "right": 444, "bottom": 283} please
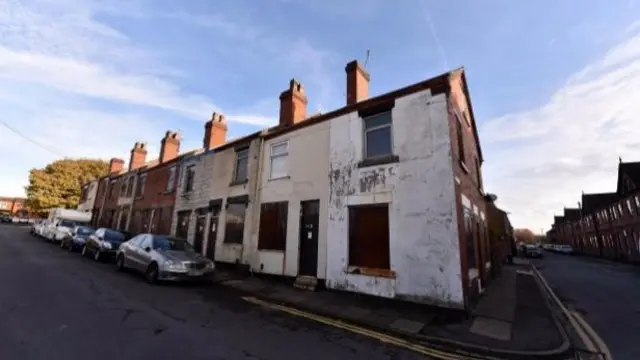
{"left": 242, "top": 296, "right": 497, "bottom": 360}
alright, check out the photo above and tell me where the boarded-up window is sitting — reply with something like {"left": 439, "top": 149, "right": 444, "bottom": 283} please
{"left": 176, "top": 210, "right": 191, "bottom": 239}
{"left": 348, "top": 205, "right": 390, "bottom": 269}
{"left": 258, "top": 202, "right": 288, "bottom": 251}
{"left": 224, "top": 203, "right": 246, "bottom": 244}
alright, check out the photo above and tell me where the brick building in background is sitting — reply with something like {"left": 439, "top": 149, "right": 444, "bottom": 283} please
{"left": 551, "top": 159, "right": 640, "bottom": 264}
{"left": 0, "top": 196, "right": 27, "bottom": 216}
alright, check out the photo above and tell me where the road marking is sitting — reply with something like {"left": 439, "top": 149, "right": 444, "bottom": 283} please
{"left": 571, "top": 310, "right": 612, "bottom": 360}
{"left": 242, "top": 296, "right": 493, "bottom": 360}
{"left": 531, "top": 266, "right": 608, "bottom": 357}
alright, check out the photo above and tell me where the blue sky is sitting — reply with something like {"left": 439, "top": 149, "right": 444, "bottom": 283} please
{"left": 1, "top": 0, "right": 639, "bottom": 231}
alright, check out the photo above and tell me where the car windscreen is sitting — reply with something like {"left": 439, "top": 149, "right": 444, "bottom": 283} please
{"left": 104, "top": 230, "right": 125, "bottom": 242}
{"left": 59, "top": 220, "right": 76, "bottom": 228}
{"left": 76, "top": 227, "right": 95, "bottom": 236}
{"left": 153, "top": 236, "right": 194, "bottom": 252}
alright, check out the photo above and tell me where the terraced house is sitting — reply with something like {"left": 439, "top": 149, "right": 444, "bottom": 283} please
{"left": 82, "top": 60, "right": 491, "bottom": 310}
{"left": 551, "top": 160, "right": 640, "bottom": 264}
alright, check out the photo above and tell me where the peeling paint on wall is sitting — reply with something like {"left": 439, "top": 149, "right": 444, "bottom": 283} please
{"left": 326, "top": 89, "right": 465, "bottom": 309}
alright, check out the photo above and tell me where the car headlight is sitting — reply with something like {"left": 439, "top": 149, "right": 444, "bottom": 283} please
{"left": 101, "top": 241, "right": 112, "bottom": 250}
{"left": 205, "top": 262, "right": 214, "bottom": 269}
{"left": 165, "top": 260, "right": 186, "bottom": 270}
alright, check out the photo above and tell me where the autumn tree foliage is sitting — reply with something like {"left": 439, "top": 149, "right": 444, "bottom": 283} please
{"left": 514, "top": 228, "right": 536, "bottom": 244}
{"left": 25, "top": 159, "right": 109, "bottom": 213}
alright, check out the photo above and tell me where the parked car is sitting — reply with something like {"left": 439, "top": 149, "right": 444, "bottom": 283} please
{"left": 60, "top": 226, "right": 96, "bottom": 252}
{"left": 0, "top": 215, "right": 12, "bottom": 223}
{"left": 557, "top": 244, "right": 575, "bottom": 255}
{"left": 82, "top": 228, "right": 126, "bottom": 262}
{"left": 116, "top": 234, "right": 215, "bottom": 284}
{"left": 524, "top": 244, "right": 543, "bottom": 258}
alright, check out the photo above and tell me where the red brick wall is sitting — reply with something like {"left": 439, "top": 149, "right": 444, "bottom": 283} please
{"left": 131, "top": 160, "right": 180, "bottom": 235}
{"left": 447, "top": 72, "right": 488, "bottom": 307}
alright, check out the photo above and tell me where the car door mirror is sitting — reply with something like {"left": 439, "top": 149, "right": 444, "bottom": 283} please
{"left": 144, "top": 246, "right": 151, "bottom": 252}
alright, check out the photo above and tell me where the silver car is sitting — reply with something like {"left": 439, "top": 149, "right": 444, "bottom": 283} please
{"left": 115, "top": 233, "right": 215, "bottom": 284}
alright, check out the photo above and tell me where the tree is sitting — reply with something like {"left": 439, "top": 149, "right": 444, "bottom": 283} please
{"left": 514, "top": 228, "right": 536, "bottom": 244}
{"left": 25, "top": 158, "right": 109, "bottom": 213}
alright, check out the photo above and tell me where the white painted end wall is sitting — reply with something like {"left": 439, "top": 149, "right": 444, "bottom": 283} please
{"left": 326, "top": 89, "right": 464, "bottom": 308}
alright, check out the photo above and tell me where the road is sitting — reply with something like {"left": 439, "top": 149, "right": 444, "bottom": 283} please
{"left": 0, "top": 225, "right": 431, "bottom": 360}
{"left": 536, "top": 251, "right": 640, "bottom": 360}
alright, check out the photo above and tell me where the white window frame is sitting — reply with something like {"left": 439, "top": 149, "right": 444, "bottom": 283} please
{"left": 362, "top": 111, "right": 393, "bottom": 159}
{"left": 269, "top": 140, "right": 289, "bottom": 179}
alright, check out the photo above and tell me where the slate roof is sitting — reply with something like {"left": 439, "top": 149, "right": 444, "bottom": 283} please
{"left": 581, "top": 192, "right": 618, "bottom": 214}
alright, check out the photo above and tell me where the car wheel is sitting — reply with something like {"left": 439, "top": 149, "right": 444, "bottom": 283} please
{"left": 145, "top": 263, "right": 159, "bottom": 284}
{"left": 81, "top": 245, "right": 88, "bottom": 257}
{"left": 67, "top": 243, "right": 74, "bottom": 252}
{"left": 116, "top": 255, "right": 125, "bottom": 272}
{"left": 60, "top": 241, "right": 65, "bottom": 249}
{"left": 94, "top": 249, "right": 101, "bottom": 262}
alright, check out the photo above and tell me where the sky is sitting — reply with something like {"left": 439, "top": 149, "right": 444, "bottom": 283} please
{"left": 1, "top": 0, "right": 639, "bottom": 231}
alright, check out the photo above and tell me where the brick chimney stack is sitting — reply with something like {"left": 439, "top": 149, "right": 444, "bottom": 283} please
{"left": 129, "top": 142, "right": 147, "bottom": 171}
{"left": 159, "top": 131, "right": 180, "bottom": 163}
{"left": 109, "top": 158, "right": 125, "bottom": 174}
{"left": 203, "top": 112, "right": 228, "bottom": 149}
{"left": 345, "top": 60, "right": 370, "bottom": 105}
{"left": 279, "top": 79, "right": 307, "bottom": 126}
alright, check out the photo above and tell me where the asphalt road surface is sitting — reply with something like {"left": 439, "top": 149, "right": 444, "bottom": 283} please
{"left": 0, "top": 225, "right": 432, "bottom": 360}
{"left": 535, "top": 251, "right": 640, "bottom": 360}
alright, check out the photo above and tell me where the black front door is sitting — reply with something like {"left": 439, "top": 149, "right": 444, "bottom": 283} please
{"left": 194, "top": 215, "right": 206, "bottom": 254}
{"left": 298, "top": 200, "right": 320, "bottom": 276}
{"left": 206, "top": 208, "right": 220, "bottom": 260}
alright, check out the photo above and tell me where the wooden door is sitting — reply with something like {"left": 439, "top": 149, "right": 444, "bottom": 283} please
{"left": 298, "top": 200, "right": 319, "bottom": 276}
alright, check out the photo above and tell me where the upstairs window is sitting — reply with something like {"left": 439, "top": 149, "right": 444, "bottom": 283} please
{"left": 109, "top": 180, "right": 117, "bottom": 199}
{"left": 363, "top": 111, "right": 392, "bottom": 159}
{"left": 135, "top": 174, "right": 146, "bottom": 198}
{"left": 126, "top": 176, "right": 134, "bottom": 197}
{"left": 119, "top": 179, "right": 126, "bottom": 197}
{"left": 166, "top": 165, "right": 177, "bottom": 192}
{"left": 183, "top": 165, "right": 195, "bottom": 193}
{"left": 270, "top": 141, "right": 289, "bottom": 179}
{"left": 234, "top": 148, "right": 249, "bottom": 183}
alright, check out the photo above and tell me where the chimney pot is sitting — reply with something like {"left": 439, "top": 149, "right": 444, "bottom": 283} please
{"left": 109, "top": 158, "right": 125, "bottom": 174}
{"left": 203, "top": 112, "right": 228, "bottom": 149}
{"left": 279, "top": 78, "right": 308, "bottom": 126}
{"left": 160, "top": 130, "right": 181, "bottom": 163}
{"left": 345, "top": 60, "right": 370, "bottom": 105}
{"left": 129, "top": 141, "right": 148, "bottom": 171}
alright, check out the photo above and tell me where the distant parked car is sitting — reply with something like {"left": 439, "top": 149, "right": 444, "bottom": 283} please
{"left": 557, "top": 244, "right": 575, "bottom": 255}
{"left": 525, "top": 244, "right": 543, "bottom": 258}
{"left": 60, "top": 226, "right": 96, "bottom": 252}
{"left": 0, "top": 215, "right": 12, "bottom": 223}
{"left": 82, "top": 228, "right": 126, "bottom": 262}
{"left": 116, "top": 234, "right": 215, "bottom": 284}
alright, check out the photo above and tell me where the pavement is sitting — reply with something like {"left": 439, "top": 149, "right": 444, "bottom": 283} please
{"left": 0, "top": 225, "right": 439, "bottom": 360}
{"left": 534, "top": 251, "right": 640, "bottom": 360}
{"left": 214, "top": 258, "right": 572, "bottom": 359}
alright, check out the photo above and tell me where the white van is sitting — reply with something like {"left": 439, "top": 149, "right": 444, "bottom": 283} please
{"left": 43, "top": 208, "right": 92, "bottom": 243}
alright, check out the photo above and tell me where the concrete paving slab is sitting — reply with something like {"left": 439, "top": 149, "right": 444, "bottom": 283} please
{"left": 389, "top": 318, "right": 425, "bottom": 334}
{"left": 470, "top": 317, "right": 512, "bottom": 341}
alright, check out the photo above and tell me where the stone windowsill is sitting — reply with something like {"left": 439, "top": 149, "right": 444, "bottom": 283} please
{"left": 345, "top": 266, "right": 396, "bottom": 279}
{"left": 357, "top": 154, "right": 399, "bottom": 168}
{"left": 229, "top": 178, "right": 249, "bottom": 187}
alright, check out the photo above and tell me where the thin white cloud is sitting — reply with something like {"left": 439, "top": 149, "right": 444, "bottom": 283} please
{"left": 481, "top": 27, "right": 640, "bottom": 231}
{"left": 0, "top": 0, "right": 278, "bottom": 198}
